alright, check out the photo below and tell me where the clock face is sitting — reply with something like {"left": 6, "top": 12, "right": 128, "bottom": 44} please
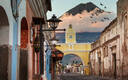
{"left": 69, "top": 35, "right": 72, "bottom": 39}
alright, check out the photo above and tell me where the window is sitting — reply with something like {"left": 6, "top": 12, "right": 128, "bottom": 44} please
{"left": 103, "top": 46, "right": 108, "bottom": 57}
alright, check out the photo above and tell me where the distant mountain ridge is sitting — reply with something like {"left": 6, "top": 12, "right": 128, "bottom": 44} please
{"left": 58, "top": 2, "right": 116, "bottom": 32}
{"left": 66, "top": 2, "right": 101, "bottom": 15}
{"left": 56, "top": 32, "right": 101, "bottom": 43}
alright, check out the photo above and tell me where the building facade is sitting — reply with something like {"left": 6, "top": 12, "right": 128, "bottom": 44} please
{"left": 0, "top": 0, "right": 52, "bottom": 80}
{"left": 90, "top": 19, "right": 122, "bottom": 78}
{"left": 90, "top": 0, "right": 128, "bottom": 79}
{"left": 117, "top": 0, "right": 128, "bottom": 79}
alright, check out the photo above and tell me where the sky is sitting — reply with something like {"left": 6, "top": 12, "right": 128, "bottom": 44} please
{"left": 47, "top": 0, "right": 118, "bottom": 19}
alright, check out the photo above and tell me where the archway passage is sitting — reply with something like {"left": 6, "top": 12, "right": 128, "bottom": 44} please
{"left": 0, "top": 6, "right": 9, "bottom": 80}
{"left": 61, "top": 54, "right": 84, "bottom": 74}
{"left": 19, "top": 17, "right": 28, "bottom": 80}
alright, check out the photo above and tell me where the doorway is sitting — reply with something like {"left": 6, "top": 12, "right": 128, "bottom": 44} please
{"left": 112, "top": 54, "right": 116, "bottom": 79}
{"left": 19, "top": 17, "right": 28, "bottom": 80}
{"left": 98, "top": 57, "right": 101, "bottom": 76}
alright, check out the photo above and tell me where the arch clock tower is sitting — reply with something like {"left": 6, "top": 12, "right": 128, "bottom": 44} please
{"left": 66, "top": 24, "right": 76, "bottom": 43}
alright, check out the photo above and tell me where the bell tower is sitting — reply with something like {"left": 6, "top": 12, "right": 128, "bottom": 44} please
{"left": 65, "top": 24, "right": 76, "bottom": 43}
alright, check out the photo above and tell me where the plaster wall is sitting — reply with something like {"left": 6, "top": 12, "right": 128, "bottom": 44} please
{"left": 0, "top": 0, "right": 15, "bottom": 46}
{"left": 0, "top": 26, "right": 9, "bottom": 45}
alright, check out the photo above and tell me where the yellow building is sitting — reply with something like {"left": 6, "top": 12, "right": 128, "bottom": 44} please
{"left": 56, "top": 24, "right": 91, "bottom": 75}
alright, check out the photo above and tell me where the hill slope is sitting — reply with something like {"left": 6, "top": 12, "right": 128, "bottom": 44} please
{"left": 56, "top": 32, "right": 101, "bottom": 43}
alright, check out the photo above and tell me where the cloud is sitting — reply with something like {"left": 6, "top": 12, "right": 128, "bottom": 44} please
{"left": 58, "top": 8, "right": 116, "bottom": 32}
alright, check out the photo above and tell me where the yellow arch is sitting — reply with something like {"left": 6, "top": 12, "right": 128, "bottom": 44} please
{"left": 56, "top": 43, "right": 91, "bottom": 75}
{"left": 56, "top": 25, "right": 91, "bottom": 75}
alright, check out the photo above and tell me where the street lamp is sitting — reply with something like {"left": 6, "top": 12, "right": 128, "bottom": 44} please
{"left": 47, "top": 14, "right": 65, "bottom": 40}
{"left": 47, "top": 14, "right": 65, "bottom": 47}
{"left": 47, "top": 14, "right": 65, "bottom": 80}
{"left": 47, "top": 14, "right": 62, "bottom": 30}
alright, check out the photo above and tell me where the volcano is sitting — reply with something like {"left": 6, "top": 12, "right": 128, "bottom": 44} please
{"left": 58, "top": 2, "right": 116, "bottom": 32}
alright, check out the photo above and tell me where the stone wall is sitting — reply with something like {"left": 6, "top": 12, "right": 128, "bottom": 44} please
{"left": 118, "top": 0, "right": 128, "bottom": 79}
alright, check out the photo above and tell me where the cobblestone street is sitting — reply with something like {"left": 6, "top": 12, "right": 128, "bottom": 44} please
{"left": 56, "top": 73, "right": 115, "bottom": 80}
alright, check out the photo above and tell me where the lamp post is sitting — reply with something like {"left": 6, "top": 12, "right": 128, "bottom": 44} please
{"left": 47, "top": 14, "right": 65, "bottom": 80}
{"left": 32, "top": 14, "right": 65, "bottom": 78}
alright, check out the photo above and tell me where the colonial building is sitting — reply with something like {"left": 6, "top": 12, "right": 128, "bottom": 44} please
{"left": 90, "top": 0, "right": 128, "bottom": 79}
{"left": 0, "top": 0, "right": 52, "bottom": 80}
{"left": 117, "top": 0, "right": 128, "bottom": 79}
{"left": 90, "top": 18, "right": 122, "bottom": 78}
